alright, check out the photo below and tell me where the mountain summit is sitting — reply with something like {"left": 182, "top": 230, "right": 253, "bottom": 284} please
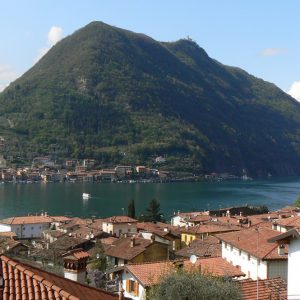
{"left": 1, "top": 21, "right": 300, "bottom": 176}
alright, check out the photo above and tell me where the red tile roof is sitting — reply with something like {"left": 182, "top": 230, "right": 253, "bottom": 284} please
{"left": 182, "top": 222, "right": 241, "bottom": 234}
{"left": 0, "top": 215, "right": 71, "bottom": 225}
{"left": 125, "top": 257, "right": 244, "bottom": 287}
{"left": 275, "top": 215, "right": 300, "bottom": 227}
{"left": 183, "top": 257, "right": 245, "bottom": 278}
{"left": 175, "top": 236, "right": 221, "bottom": 258}
{"left": 105, "top": 237, "right": 154, "bottom": 261}
{"left": 0, "top": 255, "right": 122, "bottom": 300}
{"left": 102, "top": 216, "right": 138, "bottom": 224}
{"left": 239, "top": 278, "right": 287, "bottom": 300}
{"left": 216, "top": 228, "right": 288, "bottom": 260}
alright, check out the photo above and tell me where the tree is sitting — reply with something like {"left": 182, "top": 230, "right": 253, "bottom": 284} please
{"left": 149, "top": 270, "right": 242, "bottom": 300}
{"left": 146, "top": 198, "right": 162, "bottom": 222}
{"left": 127, "top": 198, "right": 136, "bottom": 219}
{"left": 88, "top": 241, "right": 107, "bottom": 271}
{"left": 294, "top": 196, "right": 300, "bottom": 207}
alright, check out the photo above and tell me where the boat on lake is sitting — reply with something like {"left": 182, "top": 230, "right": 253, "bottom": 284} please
{"left": 82, "top": 193, "right": 91, "bottom": 199}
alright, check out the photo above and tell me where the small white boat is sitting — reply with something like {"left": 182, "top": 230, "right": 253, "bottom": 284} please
{"left": 82, "top": 193, "right": 91, "bottom": 199}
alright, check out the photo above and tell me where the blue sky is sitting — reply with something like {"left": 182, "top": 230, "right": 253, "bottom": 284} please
{"left": 1, "top": 0, "right": 299, "bottom": 99}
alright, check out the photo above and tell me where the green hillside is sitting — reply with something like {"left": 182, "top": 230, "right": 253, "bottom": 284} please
{"left": 0, "top": 21, "right": 300, "bottom": 176}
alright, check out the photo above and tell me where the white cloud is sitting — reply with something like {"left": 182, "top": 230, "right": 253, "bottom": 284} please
{"left": 48, "top": 26, "right": 63, "bottom": 46}
{"left": 0, "top": 64, "right": 19, "bottom": 92}
{"left": 260, "top": 48, "right": 287, "bottom": 56}
{"left": 35, "top": 26, "right": 63, "bottom": 62}
{"left": 288, "top": 82, "right": 300, "bottom": 101}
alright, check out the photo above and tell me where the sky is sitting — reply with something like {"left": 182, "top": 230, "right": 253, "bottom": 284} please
{"left": 0, "top": 0, "right": 300, "bottom": 100}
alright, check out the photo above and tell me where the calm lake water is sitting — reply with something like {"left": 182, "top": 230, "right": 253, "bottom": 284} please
{"left": 0, "top": 178, "right": 300, "bottom": 220}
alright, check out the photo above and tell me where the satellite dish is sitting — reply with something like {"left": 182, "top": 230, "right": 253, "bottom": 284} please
{"left": 190, "top": 255, "right": 197, "bottom": 264}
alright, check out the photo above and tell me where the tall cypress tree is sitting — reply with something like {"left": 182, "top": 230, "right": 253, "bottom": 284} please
{"left": 127, "top": 198, "right": 136, "bottom": 219}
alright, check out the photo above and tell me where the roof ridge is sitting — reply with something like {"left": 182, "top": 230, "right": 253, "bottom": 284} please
{"left": 0, "top": 254, "right": 119, "bottom": 298}
{"left": 1, "top": 255, "right": 76, "bottom": 299}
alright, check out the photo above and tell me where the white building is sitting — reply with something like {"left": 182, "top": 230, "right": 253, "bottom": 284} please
{"left": 102, "top": 216, "right": 138, "bottom": 237}
{"left": 272, "top": 216, "right": 300, "bottom": 233}
{"left": 0, "top": 215, "right": 69, "bottom": 239}
{"left": 171, "top": 211, "right": 204, "bottom": 227}
{"left": 270, "top": 228, "right": 300, "bottom": 300}
{"left": 216, "top": 227, "right": 287, "bottom": 281}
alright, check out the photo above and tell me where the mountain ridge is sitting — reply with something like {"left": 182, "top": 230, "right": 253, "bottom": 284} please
{"left": 0, "top": 21, "right": 300, "bottom": 176}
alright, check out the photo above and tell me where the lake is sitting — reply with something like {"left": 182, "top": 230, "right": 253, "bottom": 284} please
{"left": 0, "top": 177, "right": 299, "bottom": 220}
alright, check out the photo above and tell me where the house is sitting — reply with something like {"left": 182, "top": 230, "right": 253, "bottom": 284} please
{"left": 65, "top": 159, "right": 77, "bottom": 168}
{"left": 0, "top": 215, "right": 70, "bottom": 239}
{"left": 272, "top": 215, "right": 300, "bottom": 233}
{"left": 83, "top": 159, "right": 96, "bottom": 169}
{"left": 0, "top": 237, "right": 28, "bottom": 256}
{"left": 137, "top": 222, "right": 181, "bottom": 251}
{"left": 175, "top": 235, "right": 221, "bottom": 259}
{"left": 171, "top": 211, "right": 207, "bottom": 227}
{"left": 99, "top": 169, "right": 116, "bottom": 182}
{"left": 115, "top": 166, "right": 133, "bottom": 178}
{"left": 102, "top": 216, "right": 138, "bottom": 237}
{"left": 105, "top": 236, "right": 169, "bottom": 266}
{"left": 0, "top": 216, "right": 54, "bottom": 239}
{"left": 181, "top": 222, "right": 240, "bottom": 246}
{"left": 216, "top": 227, "right": 288, "bottom": 281}
{"left": 112, "top": 257, "right": 244, "bottom": 300}
{"left": 268, "top": 228, "right": 300, "bottom": 299}
{"left": 0, "top": 254, "right": 126, "bottom": 300}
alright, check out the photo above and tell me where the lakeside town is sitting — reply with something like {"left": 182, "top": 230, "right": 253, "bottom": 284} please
{"left": 0, "top": 154, "right": 251, "bottom": 184}
{"left": 0, "top": 202, "right": 299, "bottom": 299}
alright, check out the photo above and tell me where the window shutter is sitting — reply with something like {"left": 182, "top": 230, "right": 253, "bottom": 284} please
{"left": 134, "top": 281, "right": 139, "bottom": 296}
{"left": 126, "top": 280, "right": 130, "bottom": 292}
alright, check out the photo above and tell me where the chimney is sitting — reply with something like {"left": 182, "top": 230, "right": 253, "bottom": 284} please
{"left": 63, "top": 249, "right": 89, "bottom": 283}
{"left": 248, "top": 220, "right": 252, "bottom": 228}
{"left": 278, "top": 244, "right": 285, "bottom": 256}
{"left": 151, "top": 234, "right": 155, "bottom": 243}
{"left": 130, "top": 237, "right": 136, "bottom": 247}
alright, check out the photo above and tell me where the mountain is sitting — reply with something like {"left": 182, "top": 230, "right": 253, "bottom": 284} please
{"left": 0, "top": 21, "right": 300, "bottom": 176}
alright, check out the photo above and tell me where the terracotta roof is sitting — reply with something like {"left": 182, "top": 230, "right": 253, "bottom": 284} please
{"left": 216, "top": 227, "right": 288, "bottom": 260}
{"left": 105, "top": 237, "right": 155, "bottom": 261}
{"left": 102, "top": 216, "right": 138, "bottom": 224}
{"left": 183, "top": 257, "right": 245, "bottom": 278}
{"left": 239, "top": 278, "right": 287, "bottom": 300}
{"left": 175, "top": 236, "right": 221, "bottom": 258}
{"left": 275, "top": 215, "right": 300, "bottom": 227}
{"left": 0, "top": 216, "right": 53, "bottom": 225}
{"left": 0, "top": 231, "right": 17, "bottom": 238}
{"left": 137, "top": 222, "right": 181, "bottom": 236}
{"left": 125, "top": 257, "right": 244, "bottom": 287}
{"left": 0, "top": 215, "right": 71, "bottom": 225}
{"left": 62, "top": 249, "right": 90, "bottom": 260}
{"left": 0, "top": 237, "right": 27, "bottom": 253}
{"left": 182, "top": 222, "right": 241, "bottom": 234}
{"left": 125, "top": 261, "right": 174, "bottom": 286}
{"left": 0, "top": 255, "right": 121, "bottom": 300}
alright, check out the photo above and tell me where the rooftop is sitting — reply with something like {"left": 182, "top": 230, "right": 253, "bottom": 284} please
{"left": 239, "top": 278, "right": 287, "bottom": 300}
{"left": 216, "top": 227, "right": 288, "bottom": 260}
{"left": 0, "top": 255, "right": 122, "bottom": 300}
{"left": 124, "top": 257, "right": 244, "bottom": 287}
{"left": 105, "top": 237, "right": 157, "bottom": 261}
{"left": 175, "top": 236, "right": 221, "bottom": 258}
{"left": 102, "top": 216, "right": 138, "bottom": 224}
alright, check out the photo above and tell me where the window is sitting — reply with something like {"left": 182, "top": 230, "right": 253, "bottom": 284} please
{"left": 31, "top": 227, "right": 34, "bottom": 230}
{"left": 239, "top": 250, "right": 241, "bottom": 256}
{"left": 126, "top": 280, "right": 139, "bottom": 296}
{"left": 225, "top": 242, "right": 227, "bottom": 249}
{"left": 248, "top": 254, "right": 251, "bottom": 261}
{"left": 230, "top": 245, "right": 233, "bottom": 251}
